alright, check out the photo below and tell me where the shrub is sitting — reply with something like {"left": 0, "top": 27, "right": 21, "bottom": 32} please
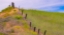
{"left": 14, "top": 15, "right": 22, "bottom": 20}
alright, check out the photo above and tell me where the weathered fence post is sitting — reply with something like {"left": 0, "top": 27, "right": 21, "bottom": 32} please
{"left": 25, "top": 14, "right": 27, "bottom": 19}
{"left": 44, "top": 30, "right": 47, "bottom": 35}
{"left": 11, "top": 2, "right": 15, "bottom": 8}
{"left": 30, "top": 22, "right": 31, "bottom": 27}
{"left": 22, "top": 9, "right": 23, "bottom": 15}
{"left": 29, "top": 22, "right": 32, "bottom": 29}
{"left": 9, "top": 5, "right": 11, "bottom": 7}
{"left": 34, "top": 27, "right": 36, "bottom": 32}
{"left": 38, "top": 29, "right": 40, "bottom": 35}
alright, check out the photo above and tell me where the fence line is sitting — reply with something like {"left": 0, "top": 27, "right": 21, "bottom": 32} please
{"left": 13, "top": 2, "right": 47, "bottom": 35}
{"left": 20, "top": 9, "right": 45, "bottom": 35}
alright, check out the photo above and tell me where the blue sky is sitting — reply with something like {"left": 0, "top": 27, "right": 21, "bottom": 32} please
{"left": 0, "top": 0, "right": 64, "bottom": 12}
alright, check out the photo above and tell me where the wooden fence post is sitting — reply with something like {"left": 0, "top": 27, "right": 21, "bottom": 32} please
{"left": 21, "top": 9, "right": 24, "bottom": 15}
{"left": 34, "top": 27, "right": 36, "bottom": 32}
{"left": 44, "top": 30, "right": 47, "bottom": 35}
{"left": 22, "top": 10, "right": 23, "bottom": 15}
{"left": 11, "top": 2, "right": 15, "bottom": 8}
{"left": 29, "top": 22, "right": 32, "bottom": 28}
{"left": 38, "top": 29, "right": 40, "bottom": 35}
{"left": 30, "top": 22, "right": 32, "bottom": 27}
{"left": 25, "top": 14, "right": 27, "bottom": 19}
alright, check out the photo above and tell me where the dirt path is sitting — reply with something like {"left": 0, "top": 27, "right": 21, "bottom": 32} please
{"left": 2, "top": 18, "right": 24, "bottom": 35}
{"left": 0, "top": 8, "right": 43, "bottom": 35}
{"left": 0, "top": 8, "right": 23, "bottom": 35}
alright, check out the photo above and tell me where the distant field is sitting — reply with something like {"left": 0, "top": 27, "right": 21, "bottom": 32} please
{"left": 22, "top": 9, "right": 64, "bottom": 35}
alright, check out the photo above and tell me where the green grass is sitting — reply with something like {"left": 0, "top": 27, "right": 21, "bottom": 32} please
{"left": 13, "top": 15, "right": 23, "bottom": 20}
{"left": 0, "top": 6, "right": 13, "bottom": 13}
{"left": 0, "top": 33, "right": 6, "bottom": 35}
{"left": 22, "top": 9, "right": 64, "bottom": 35}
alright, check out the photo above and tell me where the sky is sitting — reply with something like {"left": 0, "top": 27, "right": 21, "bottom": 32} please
{"left": 0, "top": 0, "right": 64, "bottom": 12}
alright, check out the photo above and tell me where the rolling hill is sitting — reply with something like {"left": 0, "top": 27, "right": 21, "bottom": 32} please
{"left": 0, "top": 7, "right": 38, "bottom": 35}
{"left": 22, "top": 9, "right": 64, "bottom": 35}
{"left": 0, "top": 5, "right": 64, "bottom": 35}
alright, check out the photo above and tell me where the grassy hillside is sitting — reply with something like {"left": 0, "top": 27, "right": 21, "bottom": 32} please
{"left": 22, "top": 9, "right": 64, "bottom": 35}
{"left": 1, "top": 6, "right": 13, "bottom": 13}
{"left": 0, "top": 7, "right": 38, "bottom": 35}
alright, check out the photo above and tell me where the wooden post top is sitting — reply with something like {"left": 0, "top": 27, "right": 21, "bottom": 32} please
{"left": 11, "top": 2, "right": 15, "bottom": 8}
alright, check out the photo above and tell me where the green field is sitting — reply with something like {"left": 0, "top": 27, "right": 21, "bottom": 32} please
{"left": 22, "top": 9, "right": 64, "bottom": 35}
